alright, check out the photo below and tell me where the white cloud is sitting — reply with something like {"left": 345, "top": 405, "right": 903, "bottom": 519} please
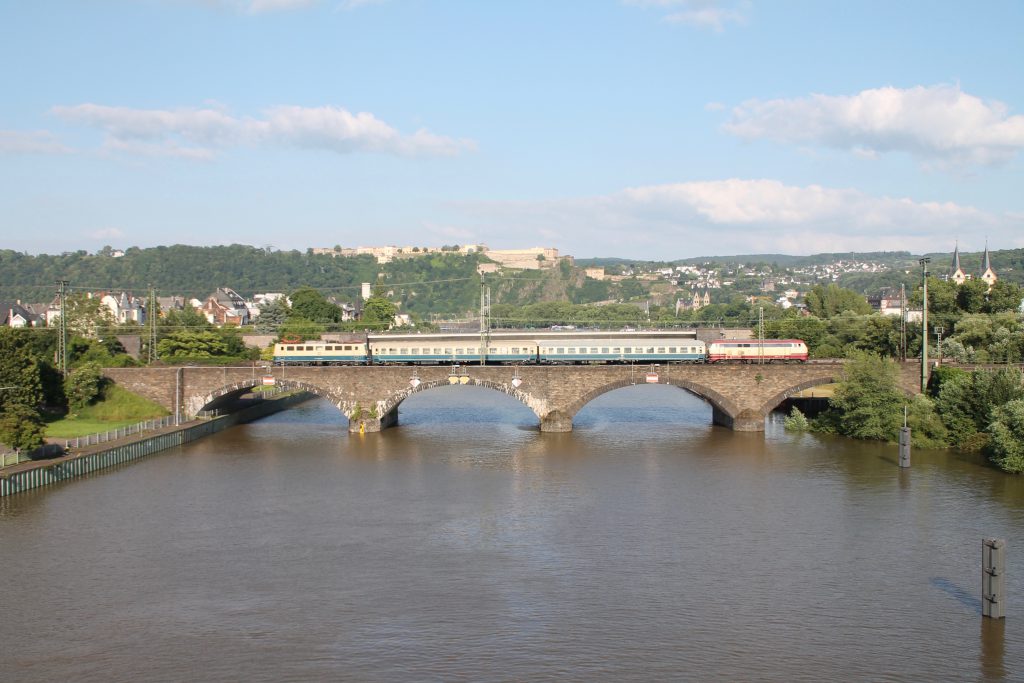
{"left": 89, "top": 227, "right": 125, "bottom": 240}
{"left": 50, "top": 103, "right": 474, "bottom": 159}
{"left": 723, "top": 84, "right": 1024, "bottom": 167}
{"left": 454, "top": 179, "right": 1017, "bottom": 257}
{"left": 0, "top": 130, "right": 73, "bottom": 155}
{"left": 625, "top": 0, "right": 748, "bottom": 31}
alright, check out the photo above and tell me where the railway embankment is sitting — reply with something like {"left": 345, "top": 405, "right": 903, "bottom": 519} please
{"left": 0, "top": 391, "right": 313, "bottom": 497}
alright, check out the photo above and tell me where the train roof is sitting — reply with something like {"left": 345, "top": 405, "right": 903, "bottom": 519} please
{"left": 368, "top": 329, "right": 697, "bottom": 342}
{"left": 708, "top": 338, "right": 806, "bottom": 344}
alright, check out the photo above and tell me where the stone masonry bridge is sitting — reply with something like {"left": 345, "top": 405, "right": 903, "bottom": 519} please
{"left": 103, "top": 362, "right": 924, "bottom": 434}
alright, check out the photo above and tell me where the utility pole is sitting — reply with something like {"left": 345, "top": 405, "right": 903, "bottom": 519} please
{"left": 919, "top": 257, "right": 931, "bottom": 392}
{"left": 899, "top": 283, "right": 907, "bottom": 361}
{"left": 935, "top": 325, "right": 944, "bottom": 366}
{"left": 479, "top": 272, "right": 490, "bottom": 365}
{"left": 148, "top": 286, "right": 159, "bottom": 364}
{"left": 55, "top": 280, "right": 69, "bottom": 376}
{"left": 758, "top": 306, "right": 765, "bottom": 364}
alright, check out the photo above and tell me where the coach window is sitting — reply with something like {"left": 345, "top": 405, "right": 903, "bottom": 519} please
{"left": 657, "top": 347, "right": 665, "bottom": 354}
{"left": 601, "top": 347, "right": 609, "bottom": 354}
{"left": 410, "top": 348, "right": 418, "bottom": 355}
{"left": 286, "top": 346, "right": 295, "bottom": 351}
{"left": 668, "top": 347, "right": 676, "bottom": 353}
{"left": 647, "top": 347, "right": 655, "bottom": 354}
{"left": 557, "top": 347, "right": 565, "bottom": 354}
{"left": 624, "top": 347, "right": 632, "bottom": 353}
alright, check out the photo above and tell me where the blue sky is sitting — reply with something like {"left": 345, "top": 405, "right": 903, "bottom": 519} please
{"left": 2, "top": 0, "right": 1022, "bottom": 258}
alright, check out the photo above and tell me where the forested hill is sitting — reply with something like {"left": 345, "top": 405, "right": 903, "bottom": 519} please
{"left": 0, "top": 245, "right": 490, "bottom": 316}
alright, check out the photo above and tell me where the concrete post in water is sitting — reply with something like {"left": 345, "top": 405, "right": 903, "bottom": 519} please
{"left": 982, "top": 538, "right": 1006, "bottom": 619}
{"left": 899, "top": 427, "right": 911, "bottom": 468}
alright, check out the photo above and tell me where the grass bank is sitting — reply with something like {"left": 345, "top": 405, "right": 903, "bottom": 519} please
{"left": 46, "top": 384, "right": 169, "bottom": 439}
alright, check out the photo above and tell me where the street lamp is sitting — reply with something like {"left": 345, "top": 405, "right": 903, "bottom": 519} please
{"left": 919, "top": 257, "right": 931, "bottom": 392}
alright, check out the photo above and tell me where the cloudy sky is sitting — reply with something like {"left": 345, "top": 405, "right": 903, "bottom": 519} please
{"left": 2, "top": 1, "right": 1022, "bottom": 258}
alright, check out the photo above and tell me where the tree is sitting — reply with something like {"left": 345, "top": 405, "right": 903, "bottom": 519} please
{"left": 956, "top": 279, "right": 989, "bottom": 314}
{"left": 289, "top": 287, "right": 342, "bottom": 323}
{"left": 59, "top": 293, "right": 116, "bottom": 338}
{"left": 160, "top": 306, "right": 212, "bottom": 332}
{"left": 254, "top": 297, "right": 291, "bottom": 333}
{"left": 0, "top": 328, "right": 44, "bottom": 413}
{"left": 0, "top": 403, "right": 46, "bottom": 453}
{"left": 64, "top": 362, "right": 104, "bottom": 410}
{"left": 936, "top": 368, "right": 1024, "bottom": 451}
{"left": 985, "top": 280, "right": 1024, "bottom": 314}
{"left": 986, "top": 399, "right": 1024, "bottom": 473}
{"left": 362, "top": 296, "right": 397, "bottom": 326}
{"left": 805, "top": 284, "right": 872, "bottom": 318}
{"left": 825, "top": 351, "right": 904, "bottom": 441}
{"left": 157, "top": 330, "right": 230, "bottom": 358}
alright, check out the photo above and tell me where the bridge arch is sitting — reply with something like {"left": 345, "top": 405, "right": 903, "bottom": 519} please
{"left": 563, "top": 377, "right": 741, "bottom": 431}
{"left": 189, "top": 378, "right": 348, "bottom": 418}
{"left": 756, "top": 374, "right": 841, "bottom": 417}
{"left": 375, "top": 378, "right": 544, "bottom": 425}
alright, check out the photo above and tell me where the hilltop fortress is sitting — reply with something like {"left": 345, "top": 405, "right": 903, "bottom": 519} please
{"left": 310, "top": 244, "right": 566, "bottom": 270}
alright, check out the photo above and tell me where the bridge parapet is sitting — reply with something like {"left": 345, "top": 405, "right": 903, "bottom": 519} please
{"left": 103, "top": 362, "right": 858, "bottom": 434}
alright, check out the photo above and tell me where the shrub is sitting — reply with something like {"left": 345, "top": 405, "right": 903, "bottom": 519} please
{"left": 783, "top": 407, "right": 810, "bottom": 431}
{"left": 986, "top": 399, "right": 1024, "bottom": 473}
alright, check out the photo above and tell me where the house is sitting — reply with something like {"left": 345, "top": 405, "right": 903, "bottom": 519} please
{"left": 868, "top": 288, "right": 904, "bottom": 317}
{"left": 200, "top": 287, "right": 249, "bottom": 326}
{"left": 157, "top": 296, "right": 185, "bottom": 314}
{"left": 1, "top": 301, "right": 43, "bottom": 327}
{"left": 100, "top": 291, "right": 146, "bottom": 325}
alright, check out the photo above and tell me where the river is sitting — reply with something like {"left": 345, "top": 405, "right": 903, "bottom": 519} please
{"left": 2, "top": 386, "right": 1022, "bottom": 681}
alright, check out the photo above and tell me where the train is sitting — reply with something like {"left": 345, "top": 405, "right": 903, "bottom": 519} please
{"left": 273, "top": 331, "right": 808, "bottom": 365}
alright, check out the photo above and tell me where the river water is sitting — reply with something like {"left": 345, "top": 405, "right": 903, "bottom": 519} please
{"left": 2, "top": 386, "right": 1023, "bottom": 682}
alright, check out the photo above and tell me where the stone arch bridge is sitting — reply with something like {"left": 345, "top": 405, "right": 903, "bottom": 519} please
{"left": 103, "top": 362, "right": 923, "bottom": 434}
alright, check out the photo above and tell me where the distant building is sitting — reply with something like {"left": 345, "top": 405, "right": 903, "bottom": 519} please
{"left": 584, "top": 267, "right": 605, "bottom": 280}
{"left": 1, "top": 301, "right": 42, "bottom": 327}
{"left": 980, "top": 242, "right": 998, "bottom": 289}
{"left": 949, "top": 243, "right": 967, "bottom": 285}
{"left": 200, "top": 287, "right": 249, "bottom": 326}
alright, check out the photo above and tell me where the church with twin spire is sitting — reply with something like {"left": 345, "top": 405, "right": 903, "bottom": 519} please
{"left": 949, "top": 242, "right": 997, "bottom": 289}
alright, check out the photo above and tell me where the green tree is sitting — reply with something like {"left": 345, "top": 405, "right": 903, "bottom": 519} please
{"left": 254, "top": 297, "right": 291, "bottom": 333}
{"left": 804, "top": 284, "right": 872, "bottom": 318}
{"left": 64, "top": 361, "right": 104, "bottom": 410}
{"left": 0, "top": 402, "right": 46, "bottom": 452}
{"left": 157, "top": 330, "right": 230, "bottom": 358}
{"left": 362, "top": 296, "right": 397, "bottom": 326}
{"left": 985, "top": 280, "right": 1024, "bottom": 314}
{"left": 986, "top": 399, "right": 1024, "bottom": 473}
{"left": 936, "top": 368, "right": 1024, "bottom": 451}
{"left": 824, "top": 351, "right": 904, "bottom": 441}
{"left": 289, "top": 287, "right": 342, "bottom": 323}
{"left": 0, "top": 328, "right": 44, "bottom": 412}
{"left": 160, "top": 306, "right": 212, "bottom": 332}
{"left": 956, "top": 279, "right": 990, "bottom": 314}
{"left": 59, "top": 292, "right": 116, "bottom": 338}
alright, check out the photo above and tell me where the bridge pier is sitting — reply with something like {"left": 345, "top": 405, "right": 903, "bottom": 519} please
{"left": 348, "top": 405, "right": 399, "bottom": 433}
{"left": 712, "top": 406, "right": 765, "bottom": 432}
{"left": 540, "top": 410, "right": 573, "bottom": 433}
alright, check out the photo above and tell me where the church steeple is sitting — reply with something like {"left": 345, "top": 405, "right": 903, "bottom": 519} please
{"left": 980, "top": 241, "right": 997, "bottom": 289}
{"left": 950, "top": 242, "right": 966, "bottom": 285}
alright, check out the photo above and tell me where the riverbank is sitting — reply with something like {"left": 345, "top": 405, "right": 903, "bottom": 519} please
{"left": 0, "top": 392, "right": 313, "bottom": 497}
